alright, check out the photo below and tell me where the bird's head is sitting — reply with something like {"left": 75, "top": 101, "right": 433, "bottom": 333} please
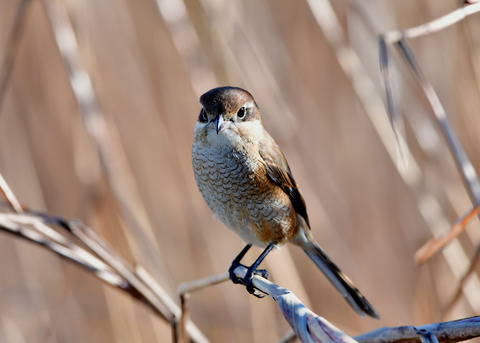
{"left": 195, "top": 87, "right": 263, "bottom": 144}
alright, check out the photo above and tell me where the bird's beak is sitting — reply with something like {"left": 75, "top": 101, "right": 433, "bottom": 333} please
{"left": 215, "top": 114, "right": 224, "bottom": 134}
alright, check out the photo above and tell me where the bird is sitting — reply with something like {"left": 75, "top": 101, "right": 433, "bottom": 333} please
{"left": 191, "top": 86, "right": 379, "bottom": 318}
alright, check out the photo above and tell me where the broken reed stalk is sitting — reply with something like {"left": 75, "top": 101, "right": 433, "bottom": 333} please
{"left": 0, "top": 171, "right": 209, "bottom": 343}
{"left": 0, "top": 210, "right": 211, "bottom": 343}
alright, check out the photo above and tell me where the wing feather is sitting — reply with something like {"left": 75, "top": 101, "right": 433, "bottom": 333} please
{"left": 259, "top": 134, "right": 310, "bottom": 227}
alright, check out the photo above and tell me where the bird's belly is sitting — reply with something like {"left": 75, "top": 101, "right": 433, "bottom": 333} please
{"left": 192, "top": 146, "right": 296, "bottom": 246}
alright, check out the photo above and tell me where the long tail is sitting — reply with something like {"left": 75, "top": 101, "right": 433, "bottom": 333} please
{"left": 301, "top": 237, "right": 379, "bottom": 318}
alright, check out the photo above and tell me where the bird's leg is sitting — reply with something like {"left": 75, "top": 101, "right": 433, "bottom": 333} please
{"left": 243, "top": 243, "right": 275, "bottom": 297}
{"left": 228, "top": 243, "right": 252, "bottom": 284}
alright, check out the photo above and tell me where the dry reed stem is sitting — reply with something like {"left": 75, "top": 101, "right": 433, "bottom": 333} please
{"left": 0, "top": 213, "right": 126, "bottom": 289}
{"left": 382, "top": 3, "right": 480, "bottom": 44}
{"left": 0, "top": 173, "right": 209, "bottom": 343}
{"left": 41, "top": 0, "right": 171, "bottom": 281}
{"left": 0, "top": 209, "right": 210, "bottom": 343}
{"left": 178, "top": 272, "right": 230, "bottom": 295}
{"left": 415, "top": 206, "right": 479, "bottom": 264}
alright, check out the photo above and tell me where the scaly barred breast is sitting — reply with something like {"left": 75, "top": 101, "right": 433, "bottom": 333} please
{"left": 192, "top": 143, "right": 297, "bottom": 246}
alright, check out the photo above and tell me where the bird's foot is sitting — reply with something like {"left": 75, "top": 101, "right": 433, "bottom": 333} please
{"left": 229, "top": 243, "right": 274, "bottom": 298}
{"left": 228, "top": 259, "right": 245, "bottom": 285}
{"left": 229, "top": 261, "right": 269, "bottom": 298}
{"left": 244, "top": 267, "right": 268, "bottom": 298}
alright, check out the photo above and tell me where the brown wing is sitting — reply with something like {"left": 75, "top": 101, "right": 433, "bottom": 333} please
{"left": 259, "top": 134, "right": 310, "bottom": 228}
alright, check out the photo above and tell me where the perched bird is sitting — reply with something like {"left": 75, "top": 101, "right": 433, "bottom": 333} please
{"left": 191, "top": 86, "right": 378, "bottom": 318}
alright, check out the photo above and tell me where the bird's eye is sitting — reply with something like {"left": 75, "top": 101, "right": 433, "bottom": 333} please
{"left": 237, "top": 107, "right": 246, "bottom": 119}
{"left": 198, "top": 108, "right": 208, "bottom": 123}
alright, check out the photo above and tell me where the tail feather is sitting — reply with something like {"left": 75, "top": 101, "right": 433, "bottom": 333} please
{"left": 303, "top": 240, "right": 379, "bottom": 319}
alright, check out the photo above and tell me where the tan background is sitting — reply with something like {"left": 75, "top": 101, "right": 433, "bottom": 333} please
{"left": 1, "top": 0, "right": 480, "bottom": 342}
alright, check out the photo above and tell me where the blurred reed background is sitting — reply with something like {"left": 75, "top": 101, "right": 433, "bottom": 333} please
{"left": 1, "top": 0, "right": 480, "bottom": 342}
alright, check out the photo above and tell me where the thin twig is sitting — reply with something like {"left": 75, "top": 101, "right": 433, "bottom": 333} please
{"left": 178, "top": 272, "right": 229, "bottom": 295}
{"left": 415, "top": 206, "right": 480, "bottom": 264}
{"left": 382, "top": 3, "right": 480, "bottom": 44}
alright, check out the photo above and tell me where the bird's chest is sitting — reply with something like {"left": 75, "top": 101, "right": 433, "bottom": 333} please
{"left": 192, "top": 137, "right": 296, "bottom": 246}
{"left": 192, "top": 143, "right": 262, "bottom": 206}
